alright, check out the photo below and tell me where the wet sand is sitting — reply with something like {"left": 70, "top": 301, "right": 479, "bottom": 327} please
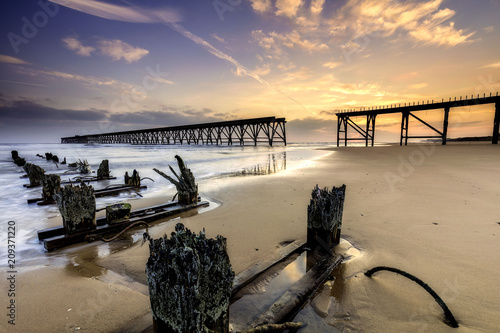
{"left": 2, "top": 144, "right": 500, "bottom": 332}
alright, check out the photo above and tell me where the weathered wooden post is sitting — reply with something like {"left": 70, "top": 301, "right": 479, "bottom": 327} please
{"left": 97, "top": 159, "right": 110, "bottom": 179}
{"left": 145, "top": 223, "right": 234, "bottom": 333}
{"left": 41, "top": 174, "right": 61, "bottom": 203}
{"left": 124, "top": 169, "right": 141, "bottom": 186}
{"left": 106, "top": 203, "right": 131, "bottom": 224}
{"left": 11, "top": 150, "right": 26, "bottom": 166}
{"left": 23, "top": 163, "right": 45, "bottom": 186}
{"left": 153, "top": 155, "right": 198, "bottom": 204}
{"left": 54, "top": 183, "right": 96, "bottom": 235}
{"left": 307, "top": 184, "right": 346, "bottom": 253}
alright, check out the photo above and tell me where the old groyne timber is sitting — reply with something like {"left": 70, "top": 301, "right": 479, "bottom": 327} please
{"left": 336, "top": 93, "right": 500, "bottom": 146}
{"left": 61, "top": 117, "right": 287, "bottom": 146}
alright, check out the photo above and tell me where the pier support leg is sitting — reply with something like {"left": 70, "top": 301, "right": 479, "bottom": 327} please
{"left": 442, "top": 107, "right": 450, "bottom": 145}
{"left": 337, "top": 117, "right": 341, "bottom": 147}
{"left": 146, "top": 223, "right": 234, "bottom": 333}
{"left": 493, "top": 102, "right": 500, "bottom": 144}
{"left": 400, "top": 112, "right": 409, "bottom": 146}
{"left": 366, "top": 114, "right": 376, "bottom": 147}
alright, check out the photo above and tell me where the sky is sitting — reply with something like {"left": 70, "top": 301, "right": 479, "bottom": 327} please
{"left": 1, "top": 0, "right": 500, "bottom": 143}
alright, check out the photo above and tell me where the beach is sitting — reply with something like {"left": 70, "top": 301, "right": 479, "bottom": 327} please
{"left": 2, "top": 143, "right": 500, "bottom": 332}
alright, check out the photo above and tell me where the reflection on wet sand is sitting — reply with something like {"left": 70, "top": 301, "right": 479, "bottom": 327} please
{"left": 292, "top": 239, "right": 362, "bottom": 332}
{"left": 230, "top": 250, "right": 307, "bottom": 331}
{"left": 219, "top": 152, "right": 286, "bottom": 178}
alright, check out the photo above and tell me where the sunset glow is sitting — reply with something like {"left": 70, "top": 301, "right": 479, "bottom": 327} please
{"left": 1, "top": 0, "right": 499, "bottom": 143}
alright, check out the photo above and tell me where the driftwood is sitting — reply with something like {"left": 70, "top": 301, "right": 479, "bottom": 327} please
{"left": 11, "top": 150, "right": 26, "bottom": 166}
{"left": 54, "top": 183, "right": 96, "bottom": 235}
{"left": 145, "top": 223, "right": 234, "bottom": 333}
{"left": 42, "top": 174, "right": 61, "bottom": 203}
{"left": 307, "top": 184, "right": 346, "bottom": 251}
{"left": 97, "top": 159, "right": 110, "bottom": 179}
{"left": 75, "top": 159, "right": 91, "bottom": 174}
{"left": 153, "top": 155, "right": 198, "bottom": 205}
{"left": 23, "top": 163, "right": 45, "bottom": 186}
{"left": 248, "top": 255, "right": 341, "bottom": 328}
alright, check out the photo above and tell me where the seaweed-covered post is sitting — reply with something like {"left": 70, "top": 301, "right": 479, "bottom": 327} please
{"left": 153, "top": 155, "right": 198, "bottom": 204}
{"left": 23, "top": 163, "right": 45, "bottom": 186}
{"left": 307, "top": 184, "right": 346, "bottom": 253}
{"left": 41, "top": 174, "right": 61, "bottom": 203}
{"left": 97, "top": 159, "right": 110, "bottom": 179}
{"left": 146, "top": 223, "right": 234, "bottom": 333}
{"left": 54, "top": 183, "right": 96, "bottom": 235}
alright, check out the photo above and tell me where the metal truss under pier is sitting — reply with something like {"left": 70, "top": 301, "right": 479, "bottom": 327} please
{"left": 61, "top": 116, "right": 287, "bottom": 146}
{"left": 336, "top": 93, "right": 500, "bottom": 147}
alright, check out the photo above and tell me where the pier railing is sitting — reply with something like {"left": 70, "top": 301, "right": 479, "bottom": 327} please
{"left": 61, "top": 117, "right": 287, "bottom": 146}
{"left": 335, "top": 92, "right": 500, "bottom": 146}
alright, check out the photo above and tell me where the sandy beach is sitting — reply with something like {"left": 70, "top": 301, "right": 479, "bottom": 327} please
{"left": 2, "top": 143, "right": 500, "bottom": 332}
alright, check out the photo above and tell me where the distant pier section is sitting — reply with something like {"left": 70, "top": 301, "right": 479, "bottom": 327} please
{"left": 336, "top": 93, "right": 500, "bottom": 146}
{"left": 61, "top": 116, "right": 287, "bottom": 146}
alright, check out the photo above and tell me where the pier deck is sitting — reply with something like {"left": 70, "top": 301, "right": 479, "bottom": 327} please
{"left": 61, "top": 116, "right": 286, "bottom": 146}
{"left": 336, "top": 93, "right": 500, "bottom": 146}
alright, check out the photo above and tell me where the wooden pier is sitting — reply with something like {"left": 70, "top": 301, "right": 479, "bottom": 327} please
{"left": 336, "top": 93, "right": 500, "bottom": 146}
{"left": 61, "top": 117, "right": 286, "bottom": 146}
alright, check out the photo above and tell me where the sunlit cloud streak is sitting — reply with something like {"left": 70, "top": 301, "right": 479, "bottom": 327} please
{"left": 49, "top": 0, "right": 314, "bottom": 114}
{"left": 49, "top": 0, "right": 181, "bottom": 23}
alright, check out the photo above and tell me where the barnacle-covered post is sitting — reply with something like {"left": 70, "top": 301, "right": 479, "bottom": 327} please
{"left": 146, "top": 223, "right": 234, "bottom": 333}
{"left": 42, "top": 174, "right": 61, "bottom": 203}
{"left": 307, "top": 184, "right": 346, "bottom": 253}
{"left": 153, "top": 155, "right": 198, "bottom": 204}
{"left": 54, "top": 183, "right": 96, "bottom": 235}
{"left": 23, "top": 163, "right": 45, "bottom": 186}
{"left": 97, "top": 159, "right": 110, "bottom": 179}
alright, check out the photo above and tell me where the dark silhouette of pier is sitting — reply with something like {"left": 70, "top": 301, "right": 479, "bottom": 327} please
{"left": 336, "top": 93, "right": 500, "bottom": 146}
{"left": 61, "top": 116, "right": 287, "bottom": 146}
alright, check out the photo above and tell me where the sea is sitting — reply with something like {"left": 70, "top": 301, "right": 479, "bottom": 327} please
{"left": 0, "top": 142, "right": 334, "bottom": 264}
